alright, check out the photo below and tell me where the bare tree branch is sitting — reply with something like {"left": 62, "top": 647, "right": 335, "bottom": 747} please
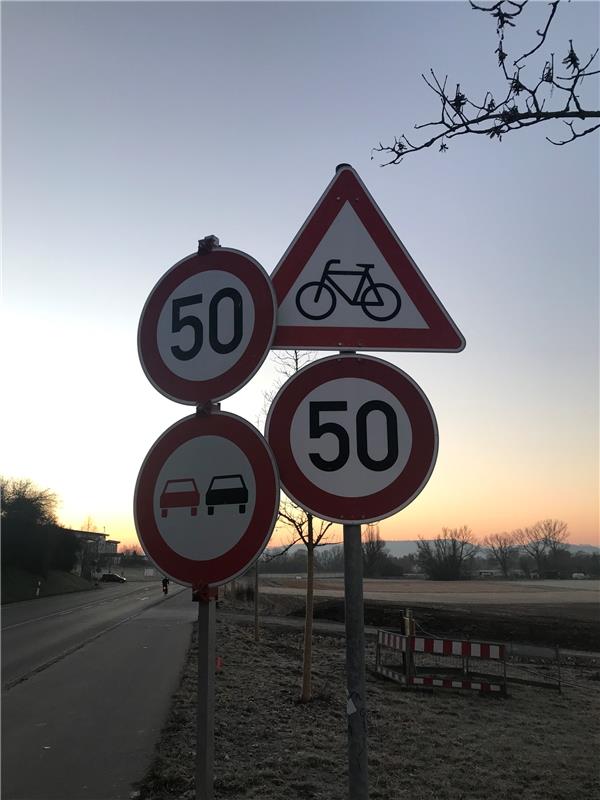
{"left": 373, "top": 0, "right": 598, "bottom": 164}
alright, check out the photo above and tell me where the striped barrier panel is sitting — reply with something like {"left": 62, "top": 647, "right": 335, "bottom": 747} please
{"left": 377, "top": 630, "right": 505, "bottom": 660}
{"left": 408, "top": 676, "right": 504, "bottom": 693}
{"left": 374, "top": 665, "right": 504, "bottom": 693}
{"left": 376, "top": 629, "right": 507, "bottom": 694}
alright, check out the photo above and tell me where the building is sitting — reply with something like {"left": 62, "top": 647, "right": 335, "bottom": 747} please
{"left": 68, "top": 530, "right": 121, "bottom": 578}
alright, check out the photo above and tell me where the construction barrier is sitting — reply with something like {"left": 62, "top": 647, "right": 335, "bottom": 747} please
{"left": 376, "top": 630, "right": 508, "bottom": 695}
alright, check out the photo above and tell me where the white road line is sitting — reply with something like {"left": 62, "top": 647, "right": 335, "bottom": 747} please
{"left": 2, "top": 590, "right": 152, "bottom": 631}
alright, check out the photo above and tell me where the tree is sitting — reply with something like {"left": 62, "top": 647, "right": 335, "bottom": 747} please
{"left": 1, "top": 477, "right": 58, "bottom": 528}
{"left": 276, "top": 499, "right": 333, "bottom": 702}
{"left": 536, "top": 518, "right": 569, "bottom": 555}
{"left": 315, "top": 544, "right": 345, "bottom": 573}
{"left": 512, "top": 520, "right": 568, "bottom": 576}
{"left": 120, "top": 546, "right": 145, "bottom": 566}
{"left": 263, "top": 350, "right": 336, "bottom": 703}
{"left": 48, "top": 528, "right": 80, "bottom": 572}
{"left": 536, "top": 518, "right": 570, "bottom": 576}
{"left": 513, "top": 525, "right": 547, "bottom": 574}
{"left": 373, "top": 0, "right": 599, "bottom": 164}
{"left": 81, "top": 516, "right": 99, "bottom": 533}
{"left": 417, "top": 526, "right": 480, "bottom": 580}
{"left": 1, "top": 477, "right": 58, "bottom": 574}
{"left": 482, "top": 531, "right": 518, "bottom": 577}
{"left": 1, "top": 477, "right": 80, "bottom": 575}
{"left": 361, "top": 524, "right": 388, "bottom": 577}
{"left": 513, "top": 520, "right": 569, "bottom": 576}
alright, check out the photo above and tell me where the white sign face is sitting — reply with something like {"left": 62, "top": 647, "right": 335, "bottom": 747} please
{"left": 138, "top": 248, "right": 276, "bottom": 404}
{"left": 278, "top": 203, "right": 428, "bottom": 330}
{"left": 156, "top": 271, "right": 255, "bottom": 382}
{"left": 271, "top": 164, "right": 465, "bottom": 351}
{"left": 289, "top": 377, "right": 413, "bottom": 497}
{"left": 135, "top": 412, "right": 280, "bottom": 586}
{"left": 154, "top": 435, "right": 255, "bottom": 561}
{"left": 266, "top": 355, "right": 438, "bottom": 524}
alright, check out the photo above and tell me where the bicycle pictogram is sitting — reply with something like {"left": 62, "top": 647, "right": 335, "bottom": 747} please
{"left": 295, "top": 259, "right": 401, "bottom": 321}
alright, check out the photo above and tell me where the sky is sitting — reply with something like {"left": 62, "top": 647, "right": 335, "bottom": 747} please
{"left": 2, "top": 1, "right": 598, "bottom": 551}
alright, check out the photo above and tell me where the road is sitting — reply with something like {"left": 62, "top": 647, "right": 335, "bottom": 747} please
{"left": 1, "top": 583, "right": 196, "bottom": 800}
{"left": 2, "top": 583, "right": 172, "bottom": 688}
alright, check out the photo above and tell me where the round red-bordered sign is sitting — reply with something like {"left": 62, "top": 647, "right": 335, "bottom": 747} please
{"left": 265, "top": 355, "right": 438, "bottom": 524}
{"left": 134, "top": 412, "right": 279, "bottom": 586}
{"left": 138, "top": 248, "right": 276, "bottom": 404}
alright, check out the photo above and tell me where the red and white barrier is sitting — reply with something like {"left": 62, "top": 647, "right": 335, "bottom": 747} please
{"left": 377, "top": 630, "right": 505, "bottom": 660}
{"left": 376, "top": 629, "right": 507, "bottom": 694}
{"left": 408, "top": 676, "right": 504, "bottom": 692}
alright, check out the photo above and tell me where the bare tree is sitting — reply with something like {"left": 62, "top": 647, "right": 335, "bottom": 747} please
{"left": 276, "top": 500, "right": 334, "bottom": 702}
{"left": 513, "top": 525, "right": 547, "bottom": 574}
{"left": 482, "top": 531, "right": 518, "bottom": 577}
{"left": 417, "top": 526, "right": 480, "bottom": 580}
{"left": 81, "top": 516, "right": 99, "bottom": 533}
{"left": 262, "top": 350, "right": 336, "bottom": 703}
{"left": 362, "top": 523, "right": 387, "bottom": 577}
{"left": 514, "top": 519, "right": 569, "bottom": 575}
{"left": 535, "top": 518, "right": 569, "bottom": 556}
{"left": 373, "top": 0, "right": 599, "bottom": 164}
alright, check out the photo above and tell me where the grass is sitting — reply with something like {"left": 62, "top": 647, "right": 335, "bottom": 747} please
{"left": 136, "top": 615, "right": 600, "bottom": 800}
{"left": 1, "top": 565, "right": 93, "bottom": 604}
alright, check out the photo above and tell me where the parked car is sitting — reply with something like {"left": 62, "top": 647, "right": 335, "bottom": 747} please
{"left": 160, "top": 478, "right": 200, "bottom": 518}
{"left": 100, "top": 573, "right": 127, "bottom": 583}
{"left": 206, "top": 474, "right": 248, "bottom": 515}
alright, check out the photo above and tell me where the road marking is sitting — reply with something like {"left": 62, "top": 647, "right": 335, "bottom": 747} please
{"left": 2, "top": 587, "right": 187, "bottom": 691}
{"left": 2, "top": 589, "right": 161, "bottom": 631}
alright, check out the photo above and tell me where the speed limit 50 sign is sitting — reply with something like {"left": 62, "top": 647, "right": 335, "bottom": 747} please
{"left": 265, "top": 354, "right": 438, "bottom": 523}
{"left": 138, "top": 247, "right": 276, "bottom": 404}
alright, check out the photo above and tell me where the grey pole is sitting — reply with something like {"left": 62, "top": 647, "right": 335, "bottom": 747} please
{"left": 196, "top": 593, "right": 216, "bottom": 800}
{"left": 343, "top": 523, "right": 369, "bottom": 799}
{"left": 254, "top": 560, "right": 260, "bottom": 642}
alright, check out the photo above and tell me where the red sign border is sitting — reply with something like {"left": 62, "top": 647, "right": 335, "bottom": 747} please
{"left": 138, "top": 248, "right": 276, "bottom": 404}
{"left": 134, "top": 412, "right": 279, "bottom": 586}
{"left": 271, "top": 165, "right": 465, "bottom": 352}
{"left": 265, "top": 355, "right": 438, "bottom": 524}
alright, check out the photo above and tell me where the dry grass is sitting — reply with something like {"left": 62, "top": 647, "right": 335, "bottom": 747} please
{"left": 138, "top": 616, "right": 600, "bottom": 800}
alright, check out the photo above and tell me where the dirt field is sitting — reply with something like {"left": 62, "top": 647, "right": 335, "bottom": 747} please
{"left": 137, "top": 604, "right": 600, "bottom": 800}
{"left": 263, "top": 576, "right": 600, "bottom": 606}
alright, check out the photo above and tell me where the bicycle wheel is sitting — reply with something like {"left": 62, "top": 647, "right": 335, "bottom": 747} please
{"left": 295, "top": 282, "right": 336, "bottom": 320}
{"left": 361, "top": 284, "right": 401, "bottom": 321}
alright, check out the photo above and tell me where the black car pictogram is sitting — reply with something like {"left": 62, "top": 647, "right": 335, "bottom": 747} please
{"left": 206, "top": 474, "right": 248, "bottom": 515}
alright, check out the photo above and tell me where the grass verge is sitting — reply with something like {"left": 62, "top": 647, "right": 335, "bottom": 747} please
{"left": 1, "top": 565, "right": 93, "bottom": 603}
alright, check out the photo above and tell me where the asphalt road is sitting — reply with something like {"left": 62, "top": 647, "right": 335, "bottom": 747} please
{"left": 1, "top": 583, "right": 196, "bottom": 800}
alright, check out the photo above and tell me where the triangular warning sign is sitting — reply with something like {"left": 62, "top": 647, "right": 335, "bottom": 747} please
{"left": 271, "top": 164, "right": 465, "bottom": 352}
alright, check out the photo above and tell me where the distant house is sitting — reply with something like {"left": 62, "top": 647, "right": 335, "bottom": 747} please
{"left": 477, "top": 569, "right": 502, "bottom": 578}
{"left": 68, "top": 530, "right": 121, "bottom": 578}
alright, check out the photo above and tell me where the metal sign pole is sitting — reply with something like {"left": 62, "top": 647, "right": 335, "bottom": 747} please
{"left": 196, "top": 589, "right": 216, "bottom": 800}
{"left": 343, "top": 523, "right": 369, "bottom": 800}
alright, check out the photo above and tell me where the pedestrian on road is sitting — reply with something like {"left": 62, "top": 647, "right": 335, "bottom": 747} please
{"left": 162, "top": 576, "right": 169, "bottom": 594}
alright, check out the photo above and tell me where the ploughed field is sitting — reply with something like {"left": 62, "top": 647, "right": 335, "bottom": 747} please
{"left": 266, "top": 577, "right": 600, "bottom": 651}
{"left": 137, "top": 591, "right": 600, "bottom": 800}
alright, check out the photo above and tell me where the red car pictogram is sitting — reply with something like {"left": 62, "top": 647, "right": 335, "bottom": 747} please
{"left": 160, "top": 478, "right": 200, "bottom": 518}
